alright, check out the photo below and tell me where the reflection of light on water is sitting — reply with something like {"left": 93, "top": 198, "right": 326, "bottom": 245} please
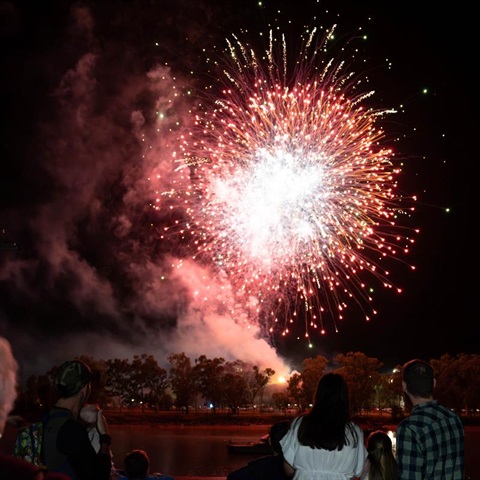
{"left": 388, "top": 430, "right": 397, "bottom": 455}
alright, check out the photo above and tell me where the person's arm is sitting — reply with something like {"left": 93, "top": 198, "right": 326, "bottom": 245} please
{"left": 283, "top": 458, "right": 295, "bottom": 477}
{"left": 96, "top": 410, "right": 113, "bottom": 456}
{"left": 279, "top": 416, "right": 298, "bottom": 478}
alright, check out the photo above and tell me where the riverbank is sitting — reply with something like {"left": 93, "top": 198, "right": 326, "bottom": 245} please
{"left": 102, "top": 408, "right": 480, "bottom": 431}
{"left": 104, "top": 409, "right": 398, "bottom": 429}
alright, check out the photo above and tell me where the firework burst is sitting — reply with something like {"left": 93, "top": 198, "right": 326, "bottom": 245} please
{"left": 159, "top": 25, "right": 416, "bottom": 338}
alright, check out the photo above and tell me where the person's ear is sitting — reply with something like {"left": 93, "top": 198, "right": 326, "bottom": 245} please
{"left": 79, "top": 383, "right": 90, "bottom": 403}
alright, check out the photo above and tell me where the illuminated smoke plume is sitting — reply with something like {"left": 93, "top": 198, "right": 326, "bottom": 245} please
{"left": 0, "top": 1, "right": 294, "bottom": 379}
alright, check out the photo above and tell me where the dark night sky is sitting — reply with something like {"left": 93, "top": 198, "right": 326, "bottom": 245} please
{"left": 0, "top": 0, "right": 476, "bottom": 380}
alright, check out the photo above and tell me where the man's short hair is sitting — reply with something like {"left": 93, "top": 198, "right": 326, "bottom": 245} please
{"left": 402, "top": 358, "right": 434, "bottom": 398}
{"left": 123, "top": 449, "right": 150, "bottom": 479}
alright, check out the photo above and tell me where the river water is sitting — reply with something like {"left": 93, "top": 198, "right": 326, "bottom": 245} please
{"left": 109, "top": 424, "right": 480, "bottom": 479}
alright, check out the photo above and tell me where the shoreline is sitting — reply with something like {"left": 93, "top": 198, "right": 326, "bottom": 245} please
{"left": 102, "top": 410, "right": 480, "bottom": 429}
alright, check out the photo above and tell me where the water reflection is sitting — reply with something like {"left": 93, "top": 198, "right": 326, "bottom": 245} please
{"left": 111, "top": 424, "right": 269, "bottom": 477}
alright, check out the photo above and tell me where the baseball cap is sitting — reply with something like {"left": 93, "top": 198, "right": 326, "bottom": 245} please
{"left": 54, "top": 360, "right": 94, "bottom": 398}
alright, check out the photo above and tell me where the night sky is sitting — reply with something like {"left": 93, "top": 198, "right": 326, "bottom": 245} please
{"left": 0, "top": 0, "right": 476, "bottom": 381}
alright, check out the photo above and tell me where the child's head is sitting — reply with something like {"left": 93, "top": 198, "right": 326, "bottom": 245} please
{"left": 367, "top": 430, "right": 393, "bottom": 454}
{"left": 79, "top": 403, "right": 99, "bottom": 426}
{"left": 123, "top": 449, "right": 150, "bottom": 479}
{"left": 269, "top": 420, "right": 290, "bottom": 454}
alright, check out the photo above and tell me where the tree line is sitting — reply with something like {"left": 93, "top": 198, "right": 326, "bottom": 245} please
{"left": 15, "top": 351, "right": 480, "bottom": 419}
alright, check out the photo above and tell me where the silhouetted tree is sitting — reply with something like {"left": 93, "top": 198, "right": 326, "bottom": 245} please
{"left": 300, "top": 355, "right": 329, "bottom": 405}
{"left": 335, "top": 351, "right": 382, "bottom": 415}
{"left": 223, "top": 360, "right": 249, "bottom": 413}
{"left": 168, "top": 352, "right": 196, "bottom": 414}
{"left": 193, "top": 355, "right": 225, "bottom": 413}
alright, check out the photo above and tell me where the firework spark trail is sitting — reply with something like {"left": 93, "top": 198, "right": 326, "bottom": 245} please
{"left": 160, "top": 25, "right": 416, "bottom": 338}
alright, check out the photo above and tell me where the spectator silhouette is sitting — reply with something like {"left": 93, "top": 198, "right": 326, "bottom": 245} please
{"left": 118, "top": 449, "right": 175, "bottom": 480}
{"left": 42, "top": 360, "right": 113, "bottom": 479}
{"left": 360, "top": 430, "right": 397, "bottom": 480}
{"left": 226, "top": 420, "right": 291, "bottom": 480}
{"left": 0, "top": 335, "right": 69, "bottom": 479}
{"left": 280, "top": 372, "right": 367, "bottom": 479}
{"left": 396, "top": 358, "right": 464, "bottom": 480}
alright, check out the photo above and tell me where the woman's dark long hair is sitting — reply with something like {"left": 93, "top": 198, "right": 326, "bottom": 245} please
{"left": 297, "top": 372, "right": 358, "bottom": 451}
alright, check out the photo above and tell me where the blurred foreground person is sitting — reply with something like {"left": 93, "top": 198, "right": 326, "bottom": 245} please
{"left": 280, "top": 372, "right": 366, "bottom": 479}
{"left": 0, "top": 335, "right": 69, "bottom": 480}
{"left": 360, "top": 430, "right": 397, "bottom": 480}
{"left": 226, "top": 420, "right": 291, "bottom": 480}
{"left": 396, "top": 359, "right": 464, "bottom": 480}
{"left": 118, "top": 449, "right": 175, "bottom": 480}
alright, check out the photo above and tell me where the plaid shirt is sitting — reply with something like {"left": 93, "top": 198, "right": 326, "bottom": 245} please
{"left": 396, "top": 400, "right": 464, "bottom": 480}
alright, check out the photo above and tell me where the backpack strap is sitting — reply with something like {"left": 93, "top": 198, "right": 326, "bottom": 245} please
{"left": 29, "top": 423, "right": 37, "bottom": 460}
{"left": 41, "top": 408, "right": 75, "bottom": 476}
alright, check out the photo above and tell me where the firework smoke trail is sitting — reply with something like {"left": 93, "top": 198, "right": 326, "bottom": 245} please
{"left": 159, "top": 25, "right": 416, "bottom": 339}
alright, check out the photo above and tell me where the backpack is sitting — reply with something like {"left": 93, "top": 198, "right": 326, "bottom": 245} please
{"left": 13, "top": 410, "right": 72, "bottom": 469}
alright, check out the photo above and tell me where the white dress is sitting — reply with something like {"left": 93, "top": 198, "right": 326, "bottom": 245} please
{"left": 280, "top": 416, "right": 367, "bottom": 480}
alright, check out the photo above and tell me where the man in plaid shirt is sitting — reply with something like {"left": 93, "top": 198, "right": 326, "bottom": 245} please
{"left": 396, "top": 359, "right": 464, "bottom": 479}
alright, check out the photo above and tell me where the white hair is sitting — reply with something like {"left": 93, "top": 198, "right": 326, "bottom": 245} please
{"left": 0, "top": 336, "right": 18, "bottom": 433}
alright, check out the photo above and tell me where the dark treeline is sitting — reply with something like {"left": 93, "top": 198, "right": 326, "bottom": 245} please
{"left": 14, "top": 352, "right": 480, "bottom": 421}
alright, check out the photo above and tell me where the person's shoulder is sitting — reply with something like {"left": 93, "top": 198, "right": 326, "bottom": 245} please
{"left": 290, "top": 415, "right": 303, "bottom": 428}
{"left": 47, "top": 406, "right": 74, "bottom": 418}
{"left": 56, "top": 413, "right": 89, "bottom": 442}
{"left": 249, "top": 454, "right": 284, "bottom": 477}
{"left": 349, "top": 421, "right": 364, "bottom": 434}
{"left": 226, "top": 465, "right": 252, "bottom": 480}
{"left": 250, "top": 454, "right": 282, "bottom": 468}
{"left": 57, "top": 416, "right": 83, "bottom": 431}
{"left": 47, "top": 407, "right": 76, "bottom": 427}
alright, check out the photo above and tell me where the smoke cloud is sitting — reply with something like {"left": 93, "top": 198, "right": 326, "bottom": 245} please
{"left": 0, "top": 0, "right": 293, "bottom": 380}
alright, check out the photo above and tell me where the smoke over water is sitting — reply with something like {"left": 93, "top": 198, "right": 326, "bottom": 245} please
{"left": 0, "top": 1, "right": 293, "bottom": 379}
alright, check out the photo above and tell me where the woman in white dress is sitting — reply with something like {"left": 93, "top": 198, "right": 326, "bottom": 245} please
{"left": 280, "top": 373, "right": 367, "bottom": 480}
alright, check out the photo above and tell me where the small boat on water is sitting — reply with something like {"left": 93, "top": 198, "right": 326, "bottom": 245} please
{"left": 226, "top": 433, "right": 274, "bottom": 455}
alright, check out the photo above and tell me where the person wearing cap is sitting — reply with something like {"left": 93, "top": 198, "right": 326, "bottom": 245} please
{"left": 42, "top": 359, "right": 113, "bottom": 480}
{"left": 0, "top": 335, "right": 69, "bottom": 479}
